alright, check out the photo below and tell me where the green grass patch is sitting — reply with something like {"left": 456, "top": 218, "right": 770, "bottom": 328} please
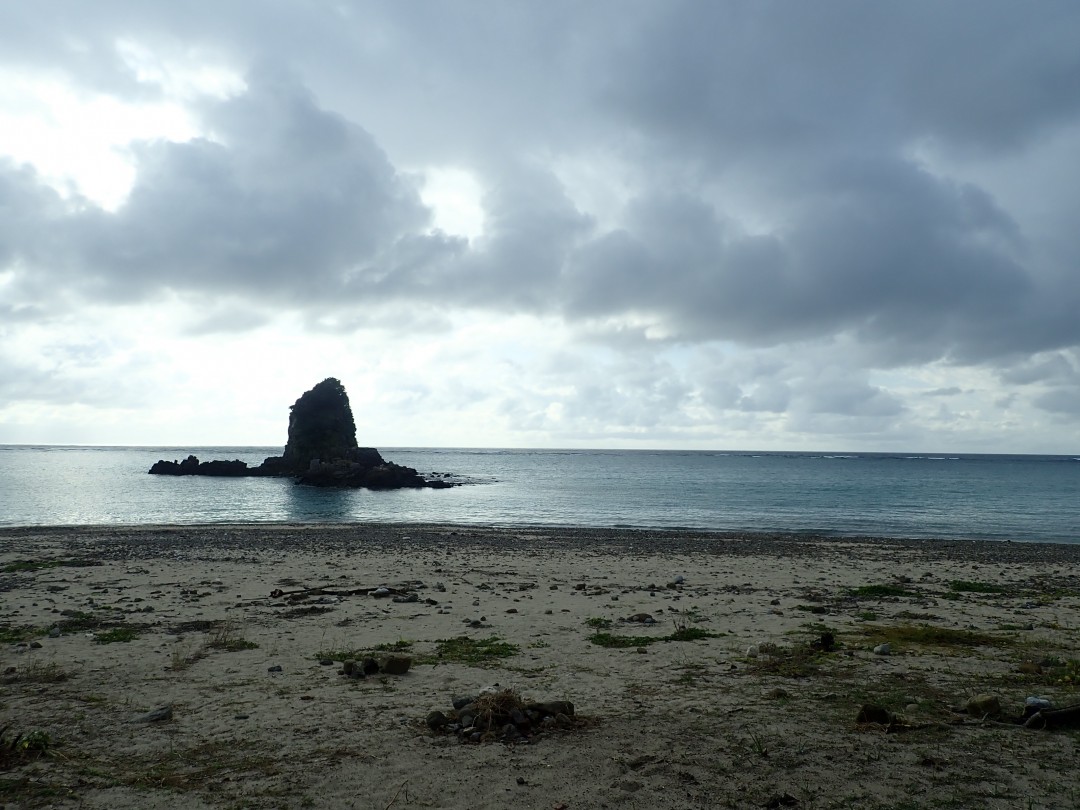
{"left": 850, "top": 584, "right": 916, "bottom": 598}
{"left": 668, "top": 626, "right": 717, "bottom": 642}
{"left": 589, "top": 626, "right": 719, "bottom": 648}
{"left": 0, "top": 625, "right": 37, "bottom": 644}
{"left": 432, "top": 635, "right": 519, "bottom": 665}
{"left": 2, "top": 560, "right": 63, "bottom": 573}
{"left": 56, "top": 612, "right": 106, "bottom": 633}
{"left": 589, "top": 632, "right": 656, "bottom": 648}
{"left": 314, "top": 647, "right": 368, "bottom": 662}
{"left": 858, "top": 623, "right": 1005, "bottom": 649}
{"left": 746, "top": 643, "right": 828, "bottom": 678}
{"left": 208, "top": 637, "right": 258, "bottom": 652}
{"left": 372, "top": 639, "right": 413, "bottom": 652}
{"left": 95, "top": 627, "right": 141, "bottom": 644}
{"left": 584, "top": 617, "right": 612, "bottom": 629}
{"left": 948, "top": 580, "right": 1010, "bottom": 594}
{"left": 1, "top": 558, "right": 101, "bottom": 574}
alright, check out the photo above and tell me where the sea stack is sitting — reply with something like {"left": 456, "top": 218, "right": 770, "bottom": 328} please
{"left": 149, "top": 378, "right": 453, "bottom": 489}
{"left": 280, "top": 377, "right": 362, "bottom": 471}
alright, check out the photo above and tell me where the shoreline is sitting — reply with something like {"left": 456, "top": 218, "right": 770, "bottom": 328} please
{"left": 3, "top": 524, "right": 1080, "bottom": 808}
{"left": 5, "top": 521, "right": 1080, "bottom": 564}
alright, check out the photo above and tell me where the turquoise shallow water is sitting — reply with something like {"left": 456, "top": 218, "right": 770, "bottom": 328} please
{"left": 0, "top": 446, "right": 1077, "bottom": 542}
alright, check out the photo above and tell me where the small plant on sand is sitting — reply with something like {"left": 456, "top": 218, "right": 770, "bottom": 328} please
{"left": 746, "top": 643, "right": 826, "bottom": 678}
{"left": 949, "top": 580, "right": 1010, "bottom": 594}
{"left": 1, "top": 559, "right": 63, "bottom": 573}
{"left": 0, "top": 625, "right": 37, "bottom": 644}
{"left": 315, "top": 647, "right": 369, "bottom": 662}
{"left": 432, "top": 636, "right": 519, "bottom": 666}
{"left": 857, "top": 624, "right": 1005, "bottom": 650}
{"left": 589, "top": 632, "right": 656, "bottom": 649}
{"left": 0, "top": 727, "right": 53, "bottom": 765}
{"left": 207, "top": 622, "right": 258, "bottom": 652}
{"left": 584, "top": 617, "right": 612, "bottom": 629}
{"left": 4, "top": 659, "right": 68, "bottom": 684}
{"left": 1, "top": 558, "right": 100, "bottom": 574}
{"left": 94, "top": 627, "right": 140, "bottom": 644}
{"left": 589, "top": 625, "right": 719, "bottom": 648}
{"left": 372, "top": 639, "right": 413, "bottom": 652}
{"left": 850, "top": 584, "right": 916, "bottom": 599}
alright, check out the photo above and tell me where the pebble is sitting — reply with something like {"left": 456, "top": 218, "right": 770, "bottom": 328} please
{"left": 966, "top": 694, "right": 1001, "bottom": 717}
{"left": 873, "top": 643, "right": 891, "bottom": 656}
{"left": 268, "top": 665, "right": 283, "bottom": 673}
{"left": 137, "top": 705, "right": 173, "bottom": 723}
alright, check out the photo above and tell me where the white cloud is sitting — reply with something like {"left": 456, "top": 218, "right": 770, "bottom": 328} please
{"left": 1, "top": 1, "right": 1079, "bottom": 452}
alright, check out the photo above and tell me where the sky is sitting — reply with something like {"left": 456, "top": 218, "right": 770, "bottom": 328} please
{"left": 1, "top": 1, "right": 1079, "bottom": 453}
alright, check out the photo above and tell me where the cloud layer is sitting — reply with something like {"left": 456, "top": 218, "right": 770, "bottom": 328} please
{"left": 2, "top": 1, "right": 1079, "bottom": 449}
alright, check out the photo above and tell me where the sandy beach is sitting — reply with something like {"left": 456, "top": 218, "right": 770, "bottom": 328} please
{"left": 3, "top": 524, "right": 1080, "bottom": 809}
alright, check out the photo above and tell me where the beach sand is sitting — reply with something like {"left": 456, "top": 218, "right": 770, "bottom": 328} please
{"left": 3, "top": 524, "right": 1080, "bottom": 809}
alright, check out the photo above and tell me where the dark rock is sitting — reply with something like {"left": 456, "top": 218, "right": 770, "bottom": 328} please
{"left": 137, "top": 705, "right": 173, "bottom": 723}
{"left": 380, "top": 655, "right": 411, "bottom": 675}
{"left": 361, "top": 657, "right": 380, "bottom": 675}
{"left": 452, "top": 695, "right": 478, "bottom": 711}
{"left": 280, "top": 378, "right": 358, "bottom": 471}
{"left": 855, "top": 704, "right": 894, "bottom": 725}
{"left": 509, "top": 707, "right": 529, "bottom": 728}
{"left": 966, "top": 694, "right": 1001, "bottom": 717}
{"left": 426, "top": 711, "right": 449, "bottom": 731}
{"left": 526, "top": 700, "right": 575, "bottom": 718}
{"left": 148, "top": 455, "right": 250, "bottom": 476}
{"left": 765, "top": 793, "right": 799, "bottom": 808}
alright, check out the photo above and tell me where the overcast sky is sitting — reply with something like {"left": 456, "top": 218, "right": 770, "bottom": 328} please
{"left": 2, "top": 1, "right": 1079, "bottom": 452}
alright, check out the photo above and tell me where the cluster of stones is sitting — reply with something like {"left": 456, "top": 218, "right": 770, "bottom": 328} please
{"left": 425, "top": 691, "right": 576, "bottom": 744}
{"left": 855, "top": 693, "right": 1080, "bottom": 730}
{"left": 149, "top": 378, "right": 454, "bottom": 489}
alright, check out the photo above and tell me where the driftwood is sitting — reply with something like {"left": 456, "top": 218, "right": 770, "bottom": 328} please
{"left": 240, "top": 584, "right": 410, "bottom": 602}
{"left": 1024, "top": 704, "right": 1080, "bottom": 730}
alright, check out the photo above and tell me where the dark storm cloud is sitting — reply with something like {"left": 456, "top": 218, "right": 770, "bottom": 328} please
{"left": 2, "top": 0, "right": 1080, "bottom": 380}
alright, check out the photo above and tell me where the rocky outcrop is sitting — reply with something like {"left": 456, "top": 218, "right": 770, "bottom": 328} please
{"left": 280, "top": 378, "right": 359, "bottom": 472}
{"left": 148, "top": 456, "right": 252, "bottom": 477}
{"left": 149, "top": 378, "right": 454, "bottom": 490}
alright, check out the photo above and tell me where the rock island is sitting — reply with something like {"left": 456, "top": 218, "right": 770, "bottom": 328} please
{"left": 149, "top": 378, "right": 453, "bottom": 489}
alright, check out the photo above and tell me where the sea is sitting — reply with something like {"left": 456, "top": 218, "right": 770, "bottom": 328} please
{"left": 1, "top": 446, "right": 1078, "bottom": 543}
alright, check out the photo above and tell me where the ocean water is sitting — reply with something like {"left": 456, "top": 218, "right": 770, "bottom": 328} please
{"left": 0, "top": 446, "right": 1077, "bottom": 543}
